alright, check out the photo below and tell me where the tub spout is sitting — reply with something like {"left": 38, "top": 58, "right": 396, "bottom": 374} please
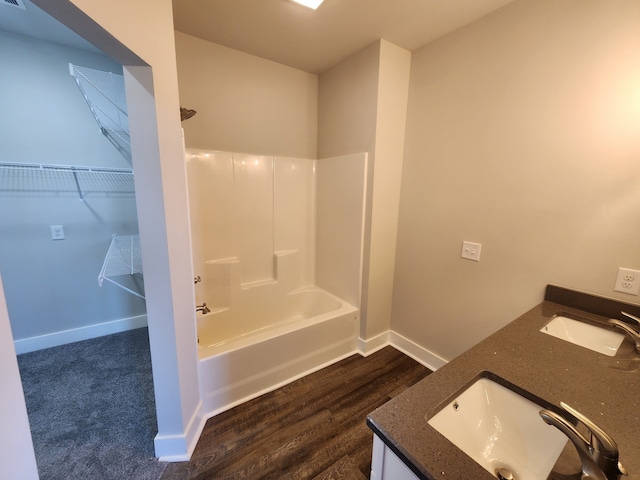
{"left": 196, "top": 303, "right": 210, "bottom": 314}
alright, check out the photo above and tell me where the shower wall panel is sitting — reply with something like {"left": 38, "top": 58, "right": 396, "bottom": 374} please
{"left": 187, "top": 149, "right": 315, "bottom": 292}
{"left": 316, "top": 153, "right": 368, "bottom": 309}
{"left": 187, "top": 151, "right": 234, "bottom": 274}
{"left": 233, "top": 154, "right": 275, "bottom": 284}
{"left": 274, "top": 156, "right": 315, "bottom": 287}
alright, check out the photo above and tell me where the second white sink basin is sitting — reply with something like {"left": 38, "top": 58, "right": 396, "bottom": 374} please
{"left": 540, "top": 315, "right": 624, "bottom": 356}
{"left": 427, "top": 376, "right": 567, "bottom": 480}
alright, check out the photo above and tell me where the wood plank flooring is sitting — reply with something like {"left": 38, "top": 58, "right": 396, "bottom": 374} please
{"left": 160, "top": 346, "right": 432, "bottom": 480}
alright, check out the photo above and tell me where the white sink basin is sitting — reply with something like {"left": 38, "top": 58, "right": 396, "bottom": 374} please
{"left": 427, "top": 377, "right": 567, "bottom": 480}
{"left": 540, "top": 315, "right": 624, "bottom": 357}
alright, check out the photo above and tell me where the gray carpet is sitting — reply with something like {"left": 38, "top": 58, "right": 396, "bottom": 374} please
{"left": 17, "top": 328, "right": 168, "bottom": 480}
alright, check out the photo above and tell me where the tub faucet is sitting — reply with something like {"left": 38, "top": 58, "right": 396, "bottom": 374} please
{"left": 196, "top": 303, "right": 210, "bottom": 314}
{"left": 609, "top": 311, "right": 640, "bottom": 354}
{"left": 539, "top": 402, "right": 627, "bottom": 480}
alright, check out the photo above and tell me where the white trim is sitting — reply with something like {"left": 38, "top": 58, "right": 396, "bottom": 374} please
{"left": 200, "top": 334, "right": 358, "bottom": 417}
{"left": 13, "top": 314, "right": 148, "bottom": 354}
{"left": 357, "top": 330, "right": 390, "bottom": 356}
{"left": 154, "top": 400, "right": 207, "bottom": 462}
{"left": 204, "top": 347, "right": 358, "bottom": 420}
{"left": 180, "top": 328, "right": 446, "bottom": 463}
{"left": 389, "top": 330, "right": 448, "bottom": 371}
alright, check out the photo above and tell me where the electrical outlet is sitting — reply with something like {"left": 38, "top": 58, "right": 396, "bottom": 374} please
{"left": 461, "top": 241, "right": 481, "bottom": 262}
{"left": 614, "top": 267, "right": 640, "bottom": 295}
{"left": 50, "top": 225, "right": 65, "bottom": 240}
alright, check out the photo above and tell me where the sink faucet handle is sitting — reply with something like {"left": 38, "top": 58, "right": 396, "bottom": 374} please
{"left": 560, "top": 403, "right": 627, "bottom": 479}
{"left": 559, "top": 402, "right": 618, "bottom": 458}
{"left": 540, "top": 403, "right": 627, "bottom": 480}
{"left": 539, "top": 408, "right": 604, "bottom": 480}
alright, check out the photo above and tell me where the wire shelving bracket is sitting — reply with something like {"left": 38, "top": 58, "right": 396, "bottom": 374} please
{"left": 69, "top": 63, "right": 131, "bottom": 161}
{"left": 98, "top": 234, "right": 145, "bottom": 299}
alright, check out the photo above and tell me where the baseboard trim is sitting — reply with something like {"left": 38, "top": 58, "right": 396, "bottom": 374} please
{"left": 157, "top": 328, "right": 448, "bottom": 462}
{"left": 357, "top": 331, "right": 390, "bottom": 356}
{"left": 357, "top": 329, "right": 448, "bottom": 371}
{"left": 13, "top": 315, "right": 148, "bottom": 354}
{"left": 389, "top": 331, "right": 448, "bottom": 371}
{"left": 154, "top": 400, "right": 207, "bottom": 462}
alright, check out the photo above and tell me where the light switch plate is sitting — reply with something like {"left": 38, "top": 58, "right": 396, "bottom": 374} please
{"left": 461, "top": 241, "right": 481, "bottom": 261}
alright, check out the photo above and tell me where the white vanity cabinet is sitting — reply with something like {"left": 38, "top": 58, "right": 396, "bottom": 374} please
{"left": 371, "top": 434, "right": 421, "bottom": 480}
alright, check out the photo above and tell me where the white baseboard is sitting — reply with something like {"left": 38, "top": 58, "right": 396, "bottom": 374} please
{"left": 157, "top": 328, "right": 447, "bottom": 462}
{"left": 357, "top": 330, "right": 390, "bottom": 356}
{"left": 155, "top": 400, "right": 207, "bottom": 462}
{"left": 13, "top": 315, "right": 148, "bottom": 354}
{"left": 357, "top": 329, "right": 448, "bottom": 371}
{"left": 389, "top": 330, "right": 448, "bottom": 371}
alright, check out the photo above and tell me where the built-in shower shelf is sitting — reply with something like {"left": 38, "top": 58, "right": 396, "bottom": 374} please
{"left": 0, "top": 161, "right": 135, "bottom": 200}
{"left": 98, "top": 234, "right": 145, "bottom": 299}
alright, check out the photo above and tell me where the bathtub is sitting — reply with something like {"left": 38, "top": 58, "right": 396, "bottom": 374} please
{"left": 198, "top": 286, "right": 359, "bottom": 416}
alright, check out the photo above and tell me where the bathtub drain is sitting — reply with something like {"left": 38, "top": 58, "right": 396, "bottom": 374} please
{"left": 496, "top": 467, "right": 515, "bottom": 480}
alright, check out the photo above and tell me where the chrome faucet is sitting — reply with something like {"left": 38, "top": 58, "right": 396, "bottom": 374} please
{"left": 196, "top": 303, "right": 210, "bottom": 314}
{"left": 539, "top": 402, "right": 627, "bottom": 480}
{"left": 609, "top": 312, "right": 640, "bottom": 354}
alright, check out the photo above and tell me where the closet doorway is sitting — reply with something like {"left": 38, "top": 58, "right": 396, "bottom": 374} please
{"left": 0, "top": 1, "right": 159, "bottom": 477}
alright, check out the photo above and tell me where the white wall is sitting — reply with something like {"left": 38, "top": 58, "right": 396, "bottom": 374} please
{"left": 0, "top": 30, "right": 144, "bottom": 350}
{"left": 392, "top": 0, "right": 640, "bottom": 362}
{"left": 0, "top": 276, "right": 39, "bottom": 479}
{"left": 174, "top": 31, "right": 318, "bottom": 159}
{"left": 28, "top": 0, "right": 202, "bottom": 460}
{"left": 0, "top": 30, "right": 125, "bottom": 167}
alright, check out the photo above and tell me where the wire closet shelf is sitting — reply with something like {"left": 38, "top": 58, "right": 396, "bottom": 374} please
{"left": 98, "top": 234, "right": 145, "bottom": 299}
{"left": 0, "top": 162, "right": 135, "bottom": 200}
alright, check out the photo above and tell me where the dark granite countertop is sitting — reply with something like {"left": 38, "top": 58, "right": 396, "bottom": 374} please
{"left": 367, "top": 286, "right": 640, "bottom": 480}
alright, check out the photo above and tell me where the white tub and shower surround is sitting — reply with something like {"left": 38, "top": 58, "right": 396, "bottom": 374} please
{"left": 198, "top": 287, "right": 359, "bottom": 415}
{"left": 187, "top": 150, "right": 315, "bottom": 292}
{"left": 186, "top": 149, "right": 368, "bottom": 416}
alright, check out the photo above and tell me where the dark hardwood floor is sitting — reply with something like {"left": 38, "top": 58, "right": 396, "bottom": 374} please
{"left": 160, "top": 346, "right": 432, "bottom": 480}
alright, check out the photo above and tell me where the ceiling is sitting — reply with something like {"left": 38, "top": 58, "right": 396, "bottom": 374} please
{"left": 172, "top": 0, "right": 518, "bottom": 74}
{"left": 1, "top": 0, "right": 518, "bottom": 74}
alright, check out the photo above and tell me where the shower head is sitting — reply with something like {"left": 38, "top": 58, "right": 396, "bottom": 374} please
{"left": 180, "top": 106, "right": 197, "bottom": 121}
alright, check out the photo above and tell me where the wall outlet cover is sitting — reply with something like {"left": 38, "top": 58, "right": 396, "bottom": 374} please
{"left": 50, "top": 225, "right": 65, "bottom": 240}
{"left": 614, "top": 267, "right": 640, "bottom": 296}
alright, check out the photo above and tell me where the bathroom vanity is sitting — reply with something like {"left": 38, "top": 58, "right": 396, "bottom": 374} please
{"left": 367, "top": 285, "right": 640, "bottom": 480}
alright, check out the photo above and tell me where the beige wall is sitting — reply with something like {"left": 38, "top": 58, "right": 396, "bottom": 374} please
{"left": 365, "top": 40, "right": 411, "bottom": 340}
{"left": 175, "top": 31, "right": 318, "bottom": 159}
{"left": 318, "top": 41, "right": 380, "bottom": 159}
{"left": 318, "top": 42, "right": 380, "bottom": 341}
{"left": 392, "top": 0, "right": 640, "bottom": 361}
{"left": 318, "top": 40, "right": 411, "bottom": 346}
